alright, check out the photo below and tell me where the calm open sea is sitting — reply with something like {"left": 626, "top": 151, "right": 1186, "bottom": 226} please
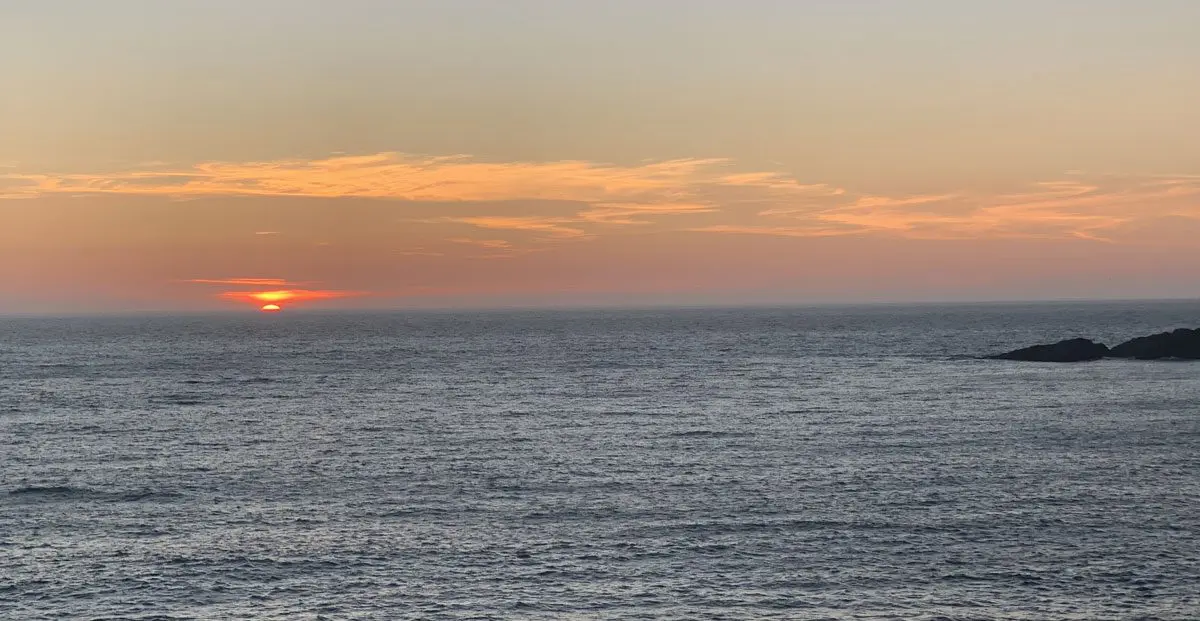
{"left": 2, "top": 301, "right": 1198, "bottom": 620}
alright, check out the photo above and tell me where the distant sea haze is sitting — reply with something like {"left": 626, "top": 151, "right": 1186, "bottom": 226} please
{"left": 2, "top": 301, "right": 1198, "bottom": 619}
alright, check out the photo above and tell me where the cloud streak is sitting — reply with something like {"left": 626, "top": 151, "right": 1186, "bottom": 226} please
{"left": 699, "top": 174, "right": 1200, "bottom": 242}
{"left": 2, "top": 152, "right": 828, "bottom": 204}
{"left": 442, "top": 216, "right": 589, "bottom": 239}
{"left": 185, "top": 278, "right": 299, "bottom": 286}
{"left": 2, "top": 152, "right": 833, "bottom": 244}
{"left": 218, "top": 289, "right": 365, "bottom": 305}
{"left": 7, "top": 153, "right": 1199, "bottom": 246}
{"left": 448, "top": 238, "right": 514, "bottom": 249}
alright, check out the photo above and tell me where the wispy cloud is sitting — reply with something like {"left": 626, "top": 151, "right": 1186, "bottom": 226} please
{"left": 394, "top": 249, "right": 445, "bottom": 257}
{"left": 697, "top": 174, "right": 1200, "bottom": 242}
{"left": 1, "top": 152, "right": 834, "bottom": 244}
{"left": 0, "top": 174, "right": 38, "bottom": 199}
{"left": 686, "top": 224, "right": 860, "bottom": 238}
{"left": 448, "top": 238, "right": 514, "bottom": 249}
{"left": 442, "top": 216, "right": 590, "bottom": 239}
{"left": 185, "top": 278, "right": 298, "bottom": 286}
{"left": 1, "top": 152, "right": 826, "bottom": 204}
{"left": 577, "top": 202, "right": 716, "bottom": 225}
{"left": 7, "top": 152, "right": 1199, "bottom": 245}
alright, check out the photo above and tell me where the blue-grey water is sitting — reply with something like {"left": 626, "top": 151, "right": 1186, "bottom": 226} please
{"left": 2, "top": 302, "right": 1198, "bottom": 620}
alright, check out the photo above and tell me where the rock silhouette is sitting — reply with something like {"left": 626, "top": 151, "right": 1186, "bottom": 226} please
{"left": 989, "top": 338, "right": 1110, "bottom": 362}
{"left": 989, "top": 328, "right": 1200, "bottom": 362}
{"left": 1109, "top": 328, "right": 1200, "bottom": 360}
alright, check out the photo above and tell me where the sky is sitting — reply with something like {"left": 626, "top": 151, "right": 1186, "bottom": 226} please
{"left": 3, "top": 0, "right": 1199, "bottom": 312}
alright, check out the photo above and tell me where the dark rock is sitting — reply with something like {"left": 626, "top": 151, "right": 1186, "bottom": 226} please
{"left": 1108, "top": 328, "right": 1200, "bottom": 360}
{"left": 989, "top": 338, "right": 1110, "bottom": 362}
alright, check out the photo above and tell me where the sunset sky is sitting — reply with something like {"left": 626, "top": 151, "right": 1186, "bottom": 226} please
{"left": 3, "top": 1, "right": 1199, "bottom": 312}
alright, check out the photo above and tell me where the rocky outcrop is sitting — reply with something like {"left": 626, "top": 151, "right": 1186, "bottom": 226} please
{"left": 1108, "top": 328, "right": 1200, "bottom": 360}
{"left": 989, "top": 327, "right": 1200, "bottom": 362}
{"left": 989, "top": 338, "right": 1110, "bottom": 362}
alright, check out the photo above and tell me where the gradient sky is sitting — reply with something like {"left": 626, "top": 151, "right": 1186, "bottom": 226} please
{"left": 3, "top": 0, "right": 1199, "bottom": 312}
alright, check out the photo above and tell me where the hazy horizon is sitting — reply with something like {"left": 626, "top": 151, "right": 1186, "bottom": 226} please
{"left": 3, "top": 294, "right": 1198, "bottom": 319}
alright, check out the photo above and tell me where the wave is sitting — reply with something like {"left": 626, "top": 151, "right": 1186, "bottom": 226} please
{"left": 8, "top": 485, "right": 77, "bottom": 496}
{"left": 151, "top": 394, "right": 208, "bottom": 406}
{"left": 666, "top": 430, "right": 755, "bottom": 439}
{"left": 7, "top": 485, "right": 181, "bottom": 503}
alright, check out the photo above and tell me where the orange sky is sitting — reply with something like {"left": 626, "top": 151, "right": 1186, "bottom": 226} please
{"left": 2, "top": 2, "right": 1199, "bottom": 312}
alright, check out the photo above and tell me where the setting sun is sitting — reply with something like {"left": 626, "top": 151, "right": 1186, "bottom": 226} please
{"left": 210, "top": 286, "right": 364, "bottom": 310}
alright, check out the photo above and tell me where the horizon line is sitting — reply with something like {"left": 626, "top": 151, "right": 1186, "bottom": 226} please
{"left": 1, "top": 295, "right": 1198, "bottom": 319}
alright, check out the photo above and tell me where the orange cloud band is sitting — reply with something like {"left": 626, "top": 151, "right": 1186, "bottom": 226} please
{"left": 1, "top": 152, "right": 831, "bottom": 203}
{"left": 6, "top": 152, "right": 1198, "bottom": 244}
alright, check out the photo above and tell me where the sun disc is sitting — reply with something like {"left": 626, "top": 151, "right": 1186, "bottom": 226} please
{"left": 260, "top": 304, "right": 282, "bottom": 312}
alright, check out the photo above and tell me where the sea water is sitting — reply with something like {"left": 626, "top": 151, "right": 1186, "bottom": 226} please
{"left": 2, "top": 302, "right": 1198, "bottom": 619}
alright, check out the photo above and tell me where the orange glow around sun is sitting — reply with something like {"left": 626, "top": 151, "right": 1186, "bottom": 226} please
{"left": 218, "top": 288, "right": 363, "bottom": 309}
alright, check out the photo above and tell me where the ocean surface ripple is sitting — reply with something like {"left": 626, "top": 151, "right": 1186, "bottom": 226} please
{"left": 2, "top": 302, "right": 1198, "bottom": 619}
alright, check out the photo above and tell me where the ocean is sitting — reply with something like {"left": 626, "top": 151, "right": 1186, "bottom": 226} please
{"left": 2, "top": 301, "right": 1198, "bottom": 620}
